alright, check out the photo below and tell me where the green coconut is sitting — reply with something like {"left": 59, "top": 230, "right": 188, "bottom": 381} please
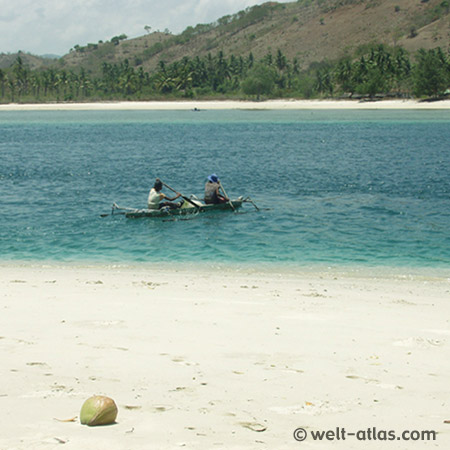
{"left": 80, "top": 395, "right": 118, "bottom": 426}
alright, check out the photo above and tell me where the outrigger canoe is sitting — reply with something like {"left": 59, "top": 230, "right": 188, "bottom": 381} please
{"left": 109, "top": 196, "right": 258, "bottom": 218}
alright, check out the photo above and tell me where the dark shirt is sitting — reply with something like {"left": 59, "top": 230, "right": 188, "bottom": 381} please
{"left": 204, "top": 181, "right": 220, "bottom": 204}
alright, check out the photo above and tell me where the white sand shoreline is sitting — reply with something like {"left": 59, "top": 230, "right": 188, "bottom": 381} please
{"left": 0, "top": 98, "right": 450, "bottom": 111}
{"left": 1, "top": 263, "right": 449, "bottom": 449}
{"left": 1, "top": 260, "right": 449, "bottom": 281}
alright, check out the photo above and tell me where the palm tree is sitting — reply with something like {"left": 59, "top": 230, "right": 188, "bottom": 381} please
{"left": 414, "top": 48, "right": 449, "bottom": 97}
{"left": 8, "top": 78, "right": 16, "bottom": 102}
{"left": 247, "top": 52, "right": 254, "bottom": 69}
{"left": 276, "top": 49, "right": 287, "bottom": 71}
{"left": 315, "top": 68, "right": 333, "bottom": 96}
{"left": 0, "top": 69, "right": 7, "bottom": 99}
{"left": 13, "top": 56, "right": 29, "bottom": 98}
{"left": 335, "top": 58, "right": 355, "bottom": 95}
{"left": 155, "top": 71, "right": 175, "bottom": 93}
{"left": 30, "top": 72, "right": 42, "bottom": 99}
{"left": 79, "top": 69, "right": 91, "bottom": 97}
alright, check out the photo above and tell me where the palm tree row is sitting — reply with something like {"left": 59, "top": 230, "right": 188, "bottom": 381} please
{"left": 0, "top": 57, "right": 93, "bottom": 102}
{"left": 316, "top": 45, "right": 449, "bottom": 98}
{"left": 0, "top": 45, "right": 448, "bottom": 103}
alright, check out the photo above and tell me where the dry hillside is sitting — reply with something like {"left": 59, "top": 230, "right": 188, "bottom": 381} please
{"left": 0, "top": 52, "right": 55, "bottom": 70}
{"left": 2, "top": 0, "right": 449, "bottom": 74}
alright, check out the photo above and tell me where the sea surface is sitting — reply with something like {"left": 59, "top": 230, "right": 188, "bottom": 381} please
{"left": 1, "top": 109, "right": 449, "bottom": 270}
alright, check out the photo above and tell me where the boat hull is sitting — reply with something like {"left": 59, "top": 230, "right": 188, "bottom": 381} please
{"left": 123, "top": 200, "right": 243, "bottom": 218}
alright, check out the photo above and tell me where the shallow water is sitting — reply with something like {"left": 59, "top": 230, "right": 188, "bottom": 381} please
{"left": 1, "top": 109, "right": 449, "bottom": 269}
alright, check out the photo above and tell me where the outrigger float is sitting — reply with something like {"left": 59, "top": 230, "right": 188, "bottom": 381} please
{"left": 107, "top": 196, "right": 258, "bottom": 218}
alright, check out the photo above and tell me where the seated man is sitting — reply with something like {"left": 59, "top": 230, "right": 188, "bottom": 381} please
{"left": 204, "top": 173, "right": 229, "bottom": 204}
{"left": 148, "top": 178, "right": 182, "bottom": 210}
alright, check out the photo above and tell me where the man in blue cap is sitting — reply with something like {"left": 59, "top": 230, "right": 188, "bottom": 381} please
{"left": 204, "top": 173, "right": 229, "bottom": 204}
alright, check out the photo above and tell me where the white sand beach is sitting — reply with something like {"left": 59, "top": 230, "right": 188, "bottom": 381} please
{"left": 0, "top": 99, "right": 449, "bottom": 111}
{"left": 0, "top": 264, "right": 449, "bottom": 449}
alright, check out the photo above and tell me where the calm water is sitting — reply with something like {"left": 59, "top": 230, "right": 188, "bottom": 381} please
{"left": 1, "top": 109, "right": 449, "bottom": 269}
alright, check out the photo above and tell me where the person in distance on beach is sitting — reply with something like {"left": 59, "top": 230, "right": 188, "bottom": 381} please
{"left": 148, "top": 178, "right": 182, "bottom": 210}
{"left": 204, "top": 173, "right": 228, "bottom": 204}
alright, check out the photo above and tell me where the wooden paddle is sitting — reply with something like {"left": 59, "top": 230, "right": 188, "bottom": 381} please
{"left": 219, "top": 181, "right": 235, "bottom": 212}
{"left": 161, "top": 180, "right": 201, "bottom": 209}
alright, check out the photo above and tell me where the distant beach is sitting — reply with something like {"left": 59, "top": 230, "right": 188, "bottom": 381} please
{"left": 1, "top": 98, "right": 450, "bottom": 111}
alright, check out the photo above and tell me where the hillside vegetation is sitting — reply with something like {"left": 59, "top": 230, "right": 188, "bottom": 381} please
{"left": 0, "top": 0, "right": 449, "bottom": 103}
{"left": 58, "top": 0, "right": 450, "bottom": 74}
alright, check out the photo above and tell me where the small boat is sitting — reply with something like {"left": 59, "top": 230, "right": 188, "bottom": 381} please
{"left": 109, "top": 196, "right": 258, "bottom": 219}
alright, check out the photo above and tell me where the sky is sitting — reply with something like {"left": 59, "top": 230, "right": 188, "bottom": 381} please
{"left": 0, "top": 0, "right": 280, "bottom": 56}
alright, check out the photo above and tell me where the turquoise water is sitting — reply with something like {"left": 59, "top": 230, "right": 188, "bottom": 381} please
{"left": 1, "top": 109, "right": 449, "bottom": 269}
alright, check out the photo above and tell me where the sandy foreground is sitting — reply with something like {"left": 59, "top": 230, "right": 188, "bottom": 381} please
{"left": 0, "top": 99, "right": 449, "bottom": 111}
{"left": 0, "top": 264, "right": 449, "bottom": 450}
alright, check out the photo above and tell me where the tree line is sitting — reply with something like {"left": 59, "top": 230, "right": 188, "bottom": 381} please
{"left": 0, "top": 44, "right": 449, "bottom": 103}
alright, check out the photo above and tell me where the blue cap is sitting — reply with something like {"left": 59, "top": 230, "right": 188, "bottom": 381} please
{"left": 208, "top": 173, "right": 219, "bottom": 183}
